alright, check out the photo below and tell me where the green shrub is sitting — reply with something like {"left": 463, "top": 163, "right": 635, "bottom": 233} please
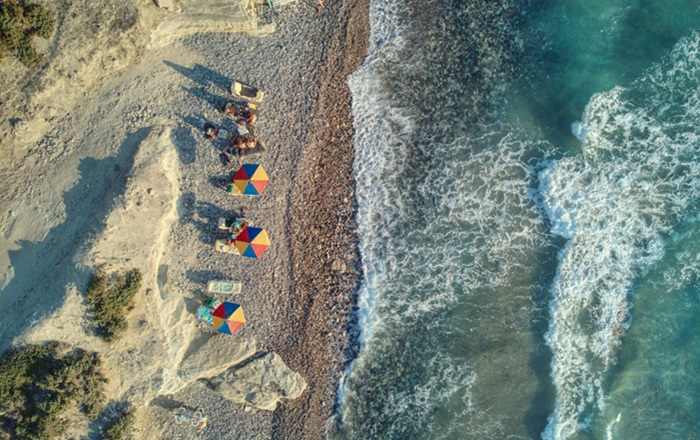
{"left": 23, "top": 3, "right": 52, "bottom": 38}
{"left": 0, "top": 1, "right": 54, "bottom": 66}
{"left": 86, "top": 268, "right": 142, "bottom": 341}
{"left": 0, "top": 343, "right": 106, "bottom": 439}
{"left": 103, "top": 409, "right": 134, "bottom": 440}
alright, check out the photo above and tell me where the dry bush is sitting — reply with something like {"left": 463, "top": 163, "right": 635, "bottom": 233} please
{"left": 0, "top": 343, "right": 106, "bottom": 439}
{"left": 86, "top": 268, "right": 142, "bottom": 342}
{"left": 0, "top": 1, "right": 54, "bottom": 66}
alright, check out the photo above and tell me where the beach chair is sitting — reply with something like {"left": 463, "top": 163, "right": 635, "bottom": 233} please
{"left": 207, "top": 280, "right": 242, "bottom": 295}
{"left": 231, "top": 80, "right": 265, "bottom": 103}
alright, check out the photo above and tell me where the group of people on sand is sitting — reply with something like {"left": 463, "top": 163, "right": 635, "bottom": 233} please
{"left": 220, "top": 212, "right": 248, "bottom": 241}
{"left": 195, "top": 80, "right": 270, "bottom": 340}
{"left": 223, "top": 101, "right": 257, "bottom": 126}
{"left": 204, "top": 100, "right": 261, "bottom": 163}
{"left": 231, "top": 134, "right": 258, "bottom": 151}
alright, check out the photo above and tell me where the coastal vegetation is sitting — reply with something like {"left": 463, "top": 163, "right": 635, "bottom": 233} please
{"left": 0, "top": 0, "right": 54, "bottom": 66}
{"left": 86, "top": 268, "right": 142, "bottom": 341}
{"left": 102, "top": 408, "right": 134, "bottom": 440}
{"left": 0, "top": 342, "right": 105, "bottom": 439}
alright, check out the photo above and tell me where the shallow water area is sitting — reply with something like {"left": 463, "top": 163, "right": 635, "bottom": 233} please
{"left": 337, "top": 0, "right": 700, "bottom": 439}
{"left": 597, "top": 217, "right": 700, "bottom": 439}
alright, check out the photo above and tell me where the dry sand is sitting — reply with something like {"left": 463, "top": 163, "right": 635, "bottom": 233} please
{"left": 0, "top": 0, "right": 368, "bottom": 438}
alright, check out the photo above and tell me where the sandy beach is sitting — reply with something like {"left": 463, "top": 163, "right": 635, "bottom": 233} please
{"left": 0, "top": 0, "right": 367, "bottom": 438}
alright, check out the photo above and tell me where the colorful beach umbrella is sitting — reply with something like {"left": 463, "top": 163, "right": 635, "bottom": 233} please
{"left": 229, "top": 163, "right": 269, "bottom": 196}
{"left": 232, "top": 226, "right": 270, "bottom": 259}
{"left": 212, "top": 302, "right": 246, "bottom": 335}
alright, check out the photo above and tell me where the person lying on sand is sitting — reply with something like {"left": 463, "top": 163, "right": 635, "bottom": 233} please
{"left": 244, "top": 136, "right": 257, "bottom": 150}
{"left": 204, "top": 123, "right": 231, "bottom": 141}
{"left": 223, "top": 102, "right": 238, "bottom": 118}
{"left": 223, "top": 102, "right": 257, "bottom": 127}
{"left": 229, "top": 135, "right": 257, "bottom": 151}
{"left": 220, "top": 135, "right": 263, "bottom": 165}
{"left": 240, "top": 107, "right": 257, "bottom": 126}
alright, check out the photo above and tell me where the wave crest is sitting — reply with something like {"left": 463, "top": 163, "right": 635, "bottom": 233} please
{"left": 541, "top": 32, "right": 700, "bottom": 440}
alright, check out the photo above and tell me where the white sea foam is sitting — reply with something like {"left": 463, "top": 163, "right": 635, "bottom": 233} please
{"left": 605, "top": 412, "right": 622, "bottom": 440}
{"left": 571, "top": 121, "right": 587, "bottom": 143}
{"left": 541, "top": 33, "right": 700, "bottom": 440}
{"left": 341, "top": 93, "right": 549, "bottom": 435}
{"left": 341, "top": 41, "right": 548, "bottom": 440}
{"left": 338, "top": 0, "right": 553, "bottom": 436}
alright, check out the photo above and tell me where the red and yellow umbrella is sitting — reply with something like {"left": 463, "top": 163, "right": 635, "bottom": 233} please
{"left": 233, "top": 226, "right": 270, "bottom": 259}
{"left": 229, "top": 163, "right": 269, "bottom": 196}
{"left": 212, "top": 302, "right": 246, "bottom": 335}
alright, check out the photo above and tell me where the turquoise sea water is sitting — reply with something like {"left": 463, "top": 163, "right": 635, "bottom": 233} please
{"left": 336, "top": 1, "right": 700, "bottom": 439}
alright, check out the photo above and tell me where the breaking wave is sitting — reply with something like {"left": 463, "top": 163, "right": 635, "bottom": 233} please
{"left": 540, "top": 33, "right": 700, "bottom": 439}
{"left": 336, "top": 0, "right": 551, "bottom": 438}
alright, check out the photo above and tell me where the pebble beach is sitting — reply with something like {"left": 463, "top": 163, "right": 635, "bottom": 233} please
{"left": 0, "top": 0, "right": 368, "bottom": 438}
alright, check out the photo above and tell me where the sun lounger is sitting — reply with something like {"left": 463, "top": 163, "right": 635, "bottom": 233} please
{"left": 206, "top": 280, "right": 242, "bottom": 295}
{"left": 231, "top": 80, "right": 264, "bottom": 103}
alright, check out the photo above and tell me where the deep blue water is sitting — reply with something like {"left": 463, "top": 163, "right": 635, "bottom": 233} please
{"left": 335, "top": 1, "right": 700, "bottom": 439}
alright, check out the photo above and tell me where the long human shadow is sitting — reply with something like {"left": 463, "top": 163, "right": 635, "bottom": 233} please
{"left": 185, "top": 269, "right": 227, "bottom": 286}
{"left": 181, "top": 85, "right": 226, "bottom": 112}
{"left": 0, "top": 128, "right": 150, "bottom": 353}
{"left": 163, "top": 61, "right": 231, "bottom": 92}
{"left": 169, "top": 126, "right": 197, "bottom": 165}
{"left": 179, "top": 191, "right": 245, "bottom": 245}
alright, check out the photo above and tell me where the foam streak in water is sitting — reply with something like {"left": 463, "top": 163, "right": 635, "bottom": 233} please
{"left": 541, "top": 33, "right": 700, "bottom": 440}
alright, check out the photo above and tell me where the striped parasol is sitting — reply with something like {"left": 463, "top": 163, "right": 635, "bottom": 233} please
{"left": 229, "top": 163, "right": 269, "bottom": 196}
{"left": 212, "top": 302, "right": 246, "bottom": 335}
{"left": 232, "top": 226, "right": 270, "bottom": 259}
